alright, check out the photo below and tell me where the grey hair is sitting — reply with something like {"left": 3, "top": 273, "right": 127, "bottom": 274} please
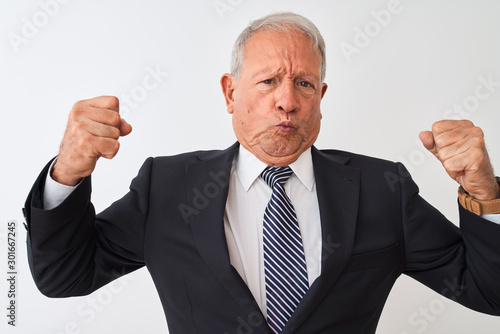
{"left": 230, "top": 12, "right": 326, "bottom": 82}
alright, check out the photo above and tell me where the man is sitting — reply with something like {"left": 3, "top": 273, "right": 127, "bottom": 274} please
{"left": 24, "top": 12, "right": 500, "bottom": 334}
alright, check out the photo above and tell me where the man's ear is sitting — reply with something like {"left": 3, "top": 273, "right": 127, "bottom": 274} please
{"left": 221, "top": 73, "right": 236, "bottom": 114}
{"left": 321, "top": 83, "right": 328, "bottom": 99}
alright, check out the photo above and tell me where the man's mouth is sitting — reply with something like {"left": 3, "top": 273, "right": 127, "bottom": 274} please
{"left": 276, "top": 121, "right": 295, "bottom": 133}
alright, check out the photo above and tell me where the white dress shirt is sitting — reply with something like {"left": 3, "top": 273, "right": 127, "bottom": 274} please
{"left": 224, "top": 146, "right": 321, "bottom": 315}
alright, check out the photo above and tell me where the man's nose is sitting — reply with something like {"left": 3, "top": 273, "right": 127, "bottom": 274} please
{"left": 275, "top": 82, "right": 299, "bottom": 113}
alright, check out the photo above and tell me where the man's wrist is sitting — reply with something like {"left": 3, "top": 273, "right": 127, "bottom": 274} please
{"left": 458, "top": 177, "right": 500, "bottom": 215}
{"left": 43, "top": 159, "right": 79, "bottom": 210}
{"left": 51, "top": 160, "right": 83, "bottom": 187}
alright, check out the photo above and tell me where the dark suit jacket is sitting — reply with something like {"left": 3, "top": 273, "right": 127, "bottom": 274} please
{"left": 24, "top": 143, "right": 500, "bottom": 333}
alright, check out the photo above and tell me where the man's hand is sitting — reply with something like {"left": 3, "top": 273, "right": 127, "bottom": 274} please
{"left": 52, "top": 96, "right": 132, "bottom": 186}
{"left": 419, "top": 120, "right": 499, "bottom": 200}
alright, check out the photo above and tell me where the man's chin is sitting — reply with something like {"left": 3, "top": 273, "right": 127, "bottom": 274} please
{"left": 254, "top": 143, "right": 308, "bottom": 166}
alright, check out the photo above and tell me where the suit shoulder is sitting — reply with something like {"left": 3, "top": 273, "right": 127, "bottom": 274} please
{"left": 319, "top": 149, "right": 398, "bottom": 169}
{"left": 148, "top": 146, "right": 234, "bottom": 169}
{"left": 318, "top": 149, "right": 415, "bottom": 193}
{"left": 152, "top": 149, "right": 219, "bottom": 163}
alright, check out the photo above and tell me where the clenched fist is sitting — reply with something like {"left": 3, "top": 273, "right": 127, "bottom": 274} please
{"left": 419, "top": 120, "right": 499, "bottom": 200}
{"left": 52, "top": 96, "right": 132, "bottom": 186}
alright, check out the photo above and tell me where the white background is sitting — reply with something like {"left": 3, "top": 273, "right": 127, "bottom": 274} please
{"left": 1, "top": 0, "right": 500, "bottom": 333}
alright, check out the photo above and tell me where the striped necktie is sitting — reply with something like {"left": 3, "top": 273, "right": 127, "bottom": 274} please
{"left": 261, "top": 166, "right": 309, "bottom": 333}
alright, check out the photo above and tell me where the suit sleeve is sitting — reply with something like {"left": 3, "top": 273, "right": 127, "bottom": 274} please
{"left": 398, "top": 162, "right": 500, "bottom": 315}
{"left": 25, "top": 157, "right": 154, "bottom": 297}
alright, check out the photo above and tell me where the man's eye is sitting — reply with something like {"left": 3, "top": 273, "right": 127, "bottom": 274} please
{"left": 262, "top": 79, "right": 274, "bottom": 84}
{"left": 299, "top": 81, "right": 312, "bottom": 88}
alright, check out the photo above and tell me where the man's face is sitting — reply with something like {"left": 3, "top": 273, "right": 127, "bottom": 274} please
{"left": 221, "top": 29, "right": 328, "bottom": 166}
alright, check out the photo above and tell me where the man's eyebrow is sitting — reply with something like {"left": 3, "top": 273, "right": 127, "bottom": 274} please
{"left": 251, "top": 68, "right": 319, "bottom": 80}
{"left": 297, "top": 72, "right": 318, "bottom": 79}
{"left": 293, "top": 71, "right": 320, "bottom": 83}
{"left": 251, "top": 67, "right": 276, "bottom": 79}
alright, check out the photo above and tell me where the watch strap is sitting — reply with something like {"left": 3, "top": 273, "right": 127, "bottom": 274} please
{"left": 458, "top": 177, "right": 500, "bottom": 215}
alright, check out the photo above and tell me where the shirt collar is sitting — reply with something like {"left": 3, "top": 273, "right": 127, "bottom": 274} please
{"left": 235, "top": 145, "right": 315, "bottom": 191}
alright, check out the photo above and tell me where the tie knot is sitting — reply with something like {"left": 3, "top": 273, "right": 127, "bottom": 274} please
{"left": 261, "top": 166, "right": 293, "bottom": 188}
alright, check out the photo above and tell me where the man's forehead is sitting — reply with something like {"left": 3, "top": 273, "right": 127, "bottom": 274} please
{"left": 242, "top": 29, "right": 322, "bottom": 77}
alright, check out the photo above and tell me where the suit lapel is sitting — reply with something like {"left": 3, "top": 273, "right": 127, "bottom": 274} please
{"left": 186, "top": 143, "right": 271, "bottom": 333}
{"left": 283, "top": 147, "right": 360, "bottom": 333}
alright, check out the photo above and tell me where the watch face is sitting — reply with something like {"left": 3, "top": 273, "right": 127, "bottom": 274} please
{"left": 459, "top": 186, "right": 467, "bottom": 195}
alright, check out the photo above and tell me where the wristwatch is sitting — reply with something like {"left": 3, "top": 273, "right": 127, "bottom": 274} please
{"left": 458, "top": 177, "right": 500, "bottom": 215}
